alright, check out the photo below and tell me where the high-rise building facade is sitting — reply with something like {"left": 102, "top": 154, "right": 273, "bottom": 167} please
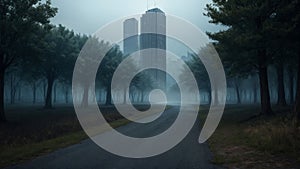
{"left": 123, "top": 18, "right": 139, "bottom": 56}
{"left": 140, "top": 8, "right": 167, "bottom": 90}
{"left": 122, "top": 8, "right": 167, "bottom": 90}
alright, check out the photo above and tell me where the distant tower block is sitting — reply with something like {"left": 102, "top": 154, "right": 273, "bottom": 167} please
{"left": 123, "top": 18, "right": 139, "bottom": 56}
{"left": 140, "top": 8, "right": 167, "bottom": 91}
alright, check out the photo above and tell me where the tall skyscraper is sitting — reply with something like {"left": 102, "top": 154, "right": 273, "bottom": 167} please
{"left": 140, "top": 8, "right": 167, "bottom": 90}
{"left": 123, "top": 18, "right": 139, "bottom": 56}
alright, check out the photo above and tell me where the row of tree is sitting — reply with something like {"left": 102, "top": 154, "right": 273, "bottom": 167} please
{"left": 0, "top": 0, "right": 57, "bottom": 122}
{"left": 203, "top": 0, "right": 299, "bottom": 123}
{"left": 0, "top": 0, "right": 155, "bottom": 122}
{"left": 1, "top": 0, "right": 299, "bottom": 125}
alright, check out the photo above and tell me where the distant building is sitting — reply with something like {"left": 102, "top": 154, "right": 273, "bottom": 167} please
{"left": 123, "top": 18, "right": 139, "bottom": 56}
{"left": 140, "top": 8, "right": 167, "bottom": 90}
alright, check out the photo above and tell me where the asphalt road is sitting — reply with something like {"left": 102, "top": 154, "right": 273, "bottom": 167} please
{"left": 5, "top": 107, "right": 222, "bottom": 169}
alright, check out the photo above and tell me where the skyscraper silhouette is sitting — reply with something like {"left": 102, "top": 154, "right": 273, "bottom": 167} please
{"left": 140, "top": 8, "right": 167, "bottom": 90}
{"left": 123, "top": 8, "right": 167, "bottom": 90}
{"left": 123, "top": 18, "right": 139, "bottom": 56}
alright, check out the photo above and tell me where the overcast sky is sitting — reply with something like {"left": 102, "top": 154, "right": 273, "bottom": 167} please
{"left": 50, "top": 0, "right": 223, "bottom": 35}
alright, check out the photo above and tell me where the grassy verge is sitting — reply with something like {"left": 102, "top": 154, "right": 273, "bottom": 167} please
{"left": 207, "top": 105, "right": 300, "bottom": 169}
{"left": 0, "top": 131, "right": 87, "bottom": 168}
{"left": 0, "top": 105, "right": 138, "bottom": 168}
{"left": 0, "top": 118, "right": 131, "bottom": 168}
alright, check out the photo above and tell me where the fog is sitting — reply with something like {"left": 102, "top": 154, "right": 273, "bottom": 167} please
{"left": 2, "top": 1, "right": 296, "bottom": 108}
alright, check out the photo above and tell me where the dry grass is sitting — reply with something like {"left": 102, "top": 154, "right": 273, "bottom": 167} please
{"left": 207, "top": 105, "right": 300, "bottom": 169}
{"left": 245, "top": 115, "right": 300, "bottom": 157}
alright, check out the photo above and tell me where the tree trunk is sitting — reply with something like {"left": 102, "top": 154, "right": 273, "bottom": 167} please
{"left": 98, "top": 89, "right": 102, "bottom": 103}
{"left": 43, "top": 81, "right": 47, "bottom": 100}
{"left": 10, "top": 74, "right": 15, "bottom": 104}
{"left": 294, "top": 52, "right": 300, "bottom": 125}
{"left": 65, "top": 88, "right": 69, "bottom": 104}
{"left": 53, "top": 83, "right": 57, "bottom": 103}
{"left": 258, "top": 51, "right": 273, "bottom": 115}
{"left": 45, "top": 78, "right": 54, "bottom": 109}
{"left": 0, "top": 68, "right": 6, "bottom": 122}
{"left": 32, "top": 83, "right": 36, "bottom": 104}
{"left": 253, "top": 84, "right": 258, "bottom": 104}
{"left": 234, "top": 80, "right": 241, "bottom": 104}
{"left": 277, "top": 63, "right": 287, "bottom": 106}
{"left": 207, "top": 89, "right": 212, "bottom": 104}
{"left": 133, "top": 93, "right": 136, "bottom": 103}
{"left": 141, "top": 91, "right": 144, "bottom": 103}
{"left": 18, "top": 86, "right": 21, "bottom": 102}
{"left": 106, "top": 85, "right": 112, "bottom": 105}
{"left": 137, "top": 92, "right": 140, "bottom": 103}
{"left": 288, "top": 67, "right": 295, "bottom": 104}
{"left": 81, "top": 85, "right": 89, "bottom": 107}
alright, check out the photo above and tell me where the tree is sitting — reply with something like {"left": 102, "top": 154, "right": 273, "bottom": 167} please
{"left": 205, "top": 0, "right": 280, "bottom": 115}
{"left": 263, "top": 0, "right": 300, "bottom": 121}
{"left": 0, "top": 0, "right": 57, "bottom": 122}
{"left": 135, "top": 73, "right": 154, "bottom": 103}
{"left": 59, "top": 34, "right": 88, "bottom": 104}
{"left": 76, "top": 37, "right": 121, "bottom": 107}
{"left": 22, "top": 51, "right": 44, "bottom": 104}
{"left": 8, "top": 71, "right": 21, "bottom": 104}
{"left": 280, "top": 1, "right": 300, "bottom": 123}
{"left": 44, "top": 26, "right": 80, "bottom": 108}
{"left": 180, "top": 52, "right": 211, "bottom": 104}
{"left": 111, "top": 57, "right": 140, "bottom": 104}
{"left": 28, "top": 25, "right": 80, "bottom": 108}
{"left": 228, "top": 77, "right": 242, "bottom": 104}
{"left": 97, "top": 46, "right": 123, "bottom": 105}
{"left": 275, "top": 61, "right": 287, "bottom": 106}
{"left": 78, "top": 37, "right": 111, "bottom": 107}
{"left": 287, "top": 64, "right": 296, "bottom": 104}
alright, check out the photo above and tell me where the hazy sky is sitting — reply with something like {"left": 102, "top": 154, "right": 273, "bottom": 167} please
{"left": 50, "top": 0, "right": 223, "bottom": 35}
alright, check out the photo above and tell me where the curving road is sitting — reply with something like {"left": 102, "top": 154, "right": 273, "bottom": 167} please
{"left": 5, "top": 107, "right": 222, "bottom": 169}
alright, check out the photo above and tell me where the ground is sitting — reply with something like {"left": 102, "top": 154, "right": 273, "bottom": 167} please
{"left": 206, "top": 105, "right": 300, "bottom": 169}
{"left": 0, "top": 104, "right": 133, "bottom": 168}
{"left": 3, "top": 106, "right": 221, "bottom": 169}
{"left": 1, "top": 104, "right": 300, "bottom": 169}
